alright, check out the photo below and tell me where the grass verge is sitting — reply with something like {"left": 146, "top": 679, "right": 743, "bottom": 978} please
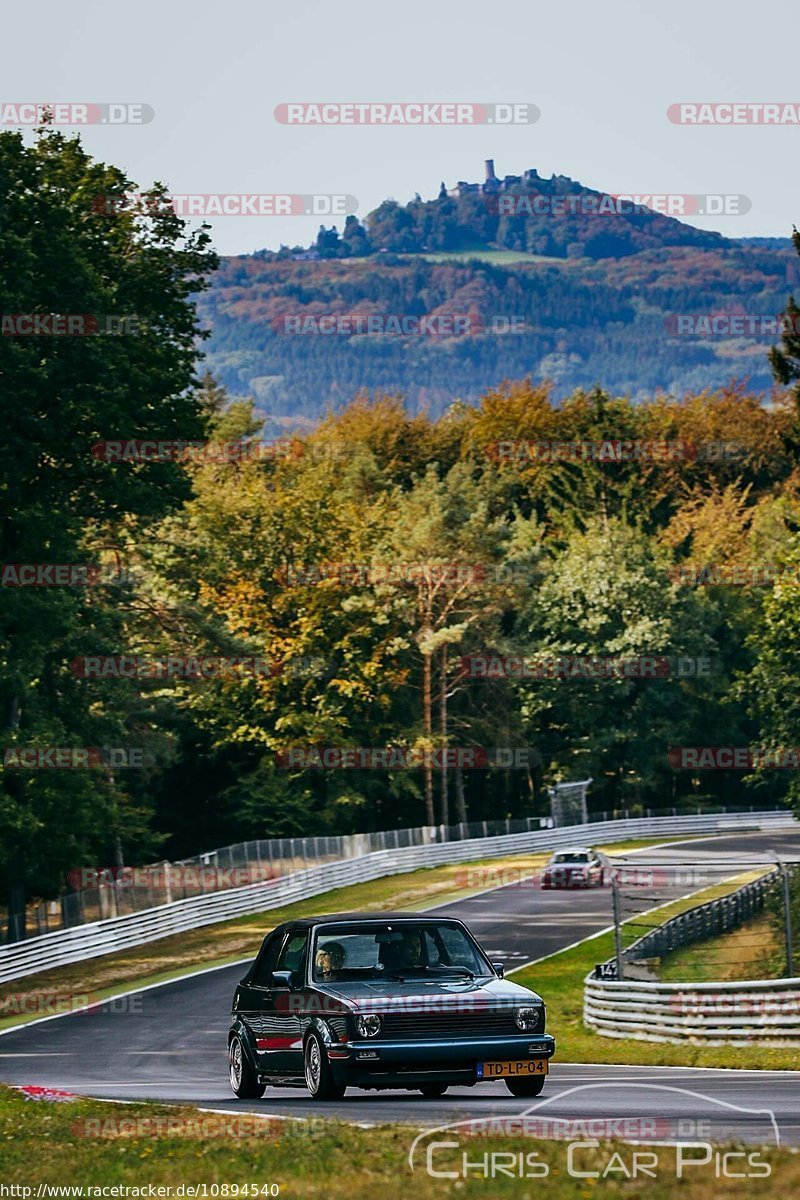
{"left": 0, "top": 1087, "right": 796, "bottom": 1197}
{"left": 658, "top": 910, "right": 783, "bottom": 983}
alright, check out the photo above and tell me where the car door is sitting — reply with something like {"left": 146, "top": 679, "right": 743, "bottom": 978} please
{"left": 236, "top": 931, "right": 285, "bottom": 1068}
{"left": 258, "top": 930, "right": 309, "bottom": 1075}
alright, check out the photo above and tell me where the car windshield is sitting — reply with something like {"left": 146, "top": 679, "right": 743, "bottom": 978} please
{"left": 312, "top": 921, "right": 491, "bottom": 982}
{"left": 552, "top": 852, "right": 589, "bottom": 863}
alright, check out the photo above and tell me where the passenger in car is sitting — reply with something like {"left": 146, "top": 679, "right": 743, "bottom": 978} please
{"left": 315, "top": 941, "right": 346, "bottom": 980}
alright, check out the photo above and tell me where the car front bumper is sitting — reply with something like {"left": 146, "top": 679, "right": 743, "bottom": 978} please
{"left": 326, "top": 1033, "right": 556, "bottom": 1088}
{"left": 542, "top": 874, "right": 589, "bottom": 887}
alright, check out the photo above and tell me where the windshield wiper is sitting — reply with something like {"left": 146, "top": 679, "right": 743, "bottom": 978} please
{"left": 381, "top": 966, "right": 476, "bottom": 980}
{"left": 424, "top": 965, "right": 475, "bottom": 978}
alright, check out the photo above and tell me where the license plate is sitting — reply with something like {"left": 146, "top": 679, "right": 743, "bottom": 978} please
{"left": 477, "top": 1058, "right": 549, "bottom": 1079}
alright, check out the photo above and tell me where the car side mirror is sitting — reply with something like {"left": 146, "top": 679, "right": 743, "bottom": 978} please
{"left": 491, "top": 962, "right": 505, "bottom": 978}
{"left": 271, "top": 969, "right": 295, "bottom": 990}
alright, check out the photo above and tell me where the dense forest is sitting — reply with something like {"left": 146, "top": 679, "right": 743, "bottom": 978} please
{"left": 200, "top": 247, "right": 797, "bottom": 421}
{"left": 198, "top": 166, "right": 797, "bottom": 418}
{"left": 4, "top": 131, "right": 800, "bottom": 933}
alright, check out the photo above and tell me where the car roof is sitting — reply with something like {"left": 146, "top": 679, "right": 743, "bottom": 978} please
{"left": 263, "top": 912, "right": 465, "bottom": 937}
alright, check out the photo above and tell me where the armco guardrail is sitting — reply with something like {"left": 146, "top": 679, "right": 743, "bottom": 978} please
{"left": 36, "top": 818, "right": 554, "bottom": 936}
{"left": 620, "top": 868, "right": 780, "bottom": 964}
{"left": 584, "top": 864, "right": 800, "bottom": 1043}
{"left": 584, "top": 975, "right": 800, "bottom": 1043}
{"left": 35, "top": 801, "right": 788, "bottom": 938}
{"left": 0, "top": 811, "right": 795, "bottom": 985}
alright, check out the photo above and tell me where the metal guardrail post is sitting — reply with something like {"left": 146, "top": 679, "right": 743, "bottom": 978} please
{"left": 778, "top": 859, "right": 795, "bottom": 976}
{"left": 611, "top": 873, "right": 624, "bottom": 981}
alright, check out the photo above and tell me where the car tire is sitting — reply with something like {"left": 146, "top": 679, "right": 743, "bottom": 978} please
{"left": 419, "top": 1084, "right": 448, "bottom": 1098}
{"left": 228, "top": 1033, "right": 266, "bottom": 1099}
{"left": 304, "top": 1031, "right": 345, "bottom": 1101}
{"left": 505, "top": 1075, "right": 546, "bottom": 1098}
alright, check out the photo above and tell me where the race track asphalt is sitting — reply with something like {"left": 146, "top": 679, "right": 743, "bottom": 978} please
{"left": 1, "top": 829, "right": 799, "bottom": 1142}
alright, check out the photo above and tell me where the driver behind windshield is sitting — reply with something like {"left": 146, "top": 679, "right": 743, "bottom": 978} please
{"left": 382, "top": 930, "right": 425, "bottom": 972}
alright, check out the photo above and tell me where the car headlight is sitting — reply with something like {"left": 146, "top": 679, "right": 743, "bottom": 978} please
{"left": 356, "top": 1013, "right": 382, "bottom": 1038}
{"left": 515, "top": 1006, "right": 542, "bottom": 1032}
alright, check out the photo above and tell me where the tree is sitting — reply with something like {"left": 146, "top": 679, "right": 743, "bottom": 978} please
{"left": 770, "top": 227, "right": 800, "bottom": 409}
{"left": 516, "top": 519, "right": 725, "bottom": 810}
{"left": 376, "top": 464, "right": 513, "bottom": 823}
{"left": 0, "top": 127, "right": 218, "bottom": 937}
{"left": 342, "top": 215, "right": 370, "bottom": 257}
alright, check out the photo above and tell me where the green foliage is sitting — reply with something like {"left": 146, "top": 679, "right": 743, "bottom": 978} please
{"left": 0, "top": 129, "right": 217, "bottom": 925}
{"left": 3, "top": 133, "right": 799, "bottom": 922}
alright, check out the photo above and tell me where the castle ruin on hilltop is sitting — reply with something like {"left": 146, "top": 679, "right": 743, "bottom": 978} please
{"left": 439, "top": 160, "right": 571, "bottom": 200}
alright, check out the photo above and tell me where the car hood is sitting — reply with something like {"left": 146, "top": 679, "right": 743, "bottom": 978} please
{"left": 316, "top": 976, "right": 543, "bottom": 1012}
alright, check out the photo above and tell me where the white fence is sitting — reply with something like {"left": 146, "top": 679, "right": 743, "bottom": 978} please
{"left": 584, "top": 974, "right": 800, "bottom": 1044}
{"left": 0, "top": 810, "right": 795, "bottom": 986}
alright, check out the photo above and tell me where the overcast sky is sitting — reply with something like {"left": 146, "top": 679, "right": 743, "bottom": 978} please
{"left": 4, "top": 0, "right": 799, "bottom": 256}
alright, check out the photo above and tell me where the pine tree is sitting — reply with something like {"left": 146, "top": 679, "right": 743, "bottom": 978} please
{"left": 769, "top": 226, "right": 800, "bottom": 404}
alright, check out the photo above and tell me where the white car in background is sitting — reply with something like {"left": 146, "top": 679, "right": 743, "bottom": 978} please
{"left": 541, "top": 847, "right": 605, "bottom": 889}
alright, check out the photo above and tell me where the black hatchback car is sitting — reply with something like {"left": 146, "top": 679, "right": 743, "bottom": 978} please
{"left": 228, "top": 912, "right": 555, "bottom": 1101}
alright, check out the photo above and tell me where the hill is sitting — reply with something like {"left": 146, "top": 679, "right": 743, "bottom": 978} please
{"left": 195, "top": 163, "right": 798, "bottom": 421}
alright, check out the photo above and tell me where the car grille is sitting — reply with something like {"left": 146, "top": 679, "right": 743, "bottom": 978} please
{"left": 377, "top": 1009, "right": 541, "bottom": 1039}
